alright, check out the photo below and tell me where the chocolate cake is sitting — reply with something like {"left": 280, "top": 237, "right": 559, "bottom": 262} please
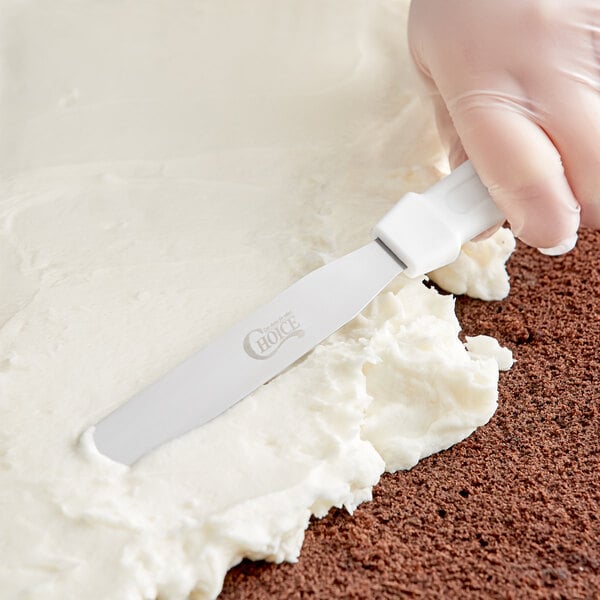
{"left": 221, "top": 229, "right": 600, "bottom": 599}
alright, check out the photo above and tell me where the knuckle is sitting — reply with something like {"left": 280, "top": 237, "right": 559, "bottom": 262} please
{"left": 449, "top": 90, "right": 532, "bottom": 121}
{"left": 488, "top": 170, "right": 565, "bottom": 206}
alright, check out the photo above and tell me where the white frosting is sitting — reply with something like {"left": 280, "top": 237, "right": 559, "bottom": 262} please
{"left": 466, "top": 335, "right": 514, "bottom": 372}
{"left": 0, "top": 1, "right": 513, "bottom": 598}
{"left": 430, "top": 227, "right": 517, "bottom": 301}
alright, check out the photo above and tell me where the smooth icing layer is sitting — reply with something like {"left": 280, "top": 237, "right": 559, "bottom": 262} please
{"left": 0, "top": 1, "right": 513, "bottom": 598}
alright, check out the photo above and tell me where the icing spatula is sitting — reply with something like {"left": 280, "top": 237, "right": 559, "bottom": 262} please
{"left": 93, "top": 161, "right": 503, "bottom": 464}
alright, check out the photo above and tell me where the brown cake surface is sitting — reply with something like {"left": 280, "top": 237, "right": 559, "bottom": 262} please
{"left": 220, "top": 228, "right": 600, "bottom": 599}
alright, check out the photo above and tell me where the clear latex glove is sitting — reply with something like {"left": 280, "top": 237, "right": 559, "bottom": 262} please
{"left": 408, "top": 0, "right": 600, "bottom": 253}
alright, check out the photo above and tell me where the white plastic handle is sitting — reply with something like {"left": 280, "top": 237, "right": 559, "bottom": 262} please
{"left": 372, "top": 161, "right": 504, "bottom": 277}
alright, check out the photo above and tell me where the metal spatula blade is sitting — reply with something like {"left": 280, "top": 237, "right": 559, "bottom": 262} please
{"left": 93, "top": 161, "right": 503, "bottom": 464}
{"left": 93, "top": 240, "right": 405, "bottom": 465}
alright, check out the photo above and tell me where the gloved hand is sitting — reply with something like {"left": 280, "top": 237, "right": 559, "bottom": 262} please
{"left": 408, "top": 0, "right": 600, "bottom": 254}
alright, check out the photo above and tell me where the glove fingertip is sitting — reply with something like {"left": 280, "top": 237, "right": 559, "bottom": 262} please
{"left": 537, "top": 233, "right": 578, "bottom": 256}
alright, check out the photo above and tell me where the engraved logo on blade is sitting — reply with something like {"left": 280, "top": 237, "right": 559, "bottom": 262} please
{"left": 243, "top": 311, "right": 305, "bottom": 360}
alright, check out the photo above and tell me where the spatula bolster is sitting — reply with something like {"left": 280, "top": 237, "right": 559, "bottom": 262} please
{"left": 372, "top": 161, "right": 504, "bottom": 277}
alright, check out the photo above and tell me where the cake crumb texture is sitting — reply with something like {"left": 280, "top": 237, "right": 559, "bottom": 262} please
{"left": 221, "top": 229, "right": 600, "bottom": 599}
